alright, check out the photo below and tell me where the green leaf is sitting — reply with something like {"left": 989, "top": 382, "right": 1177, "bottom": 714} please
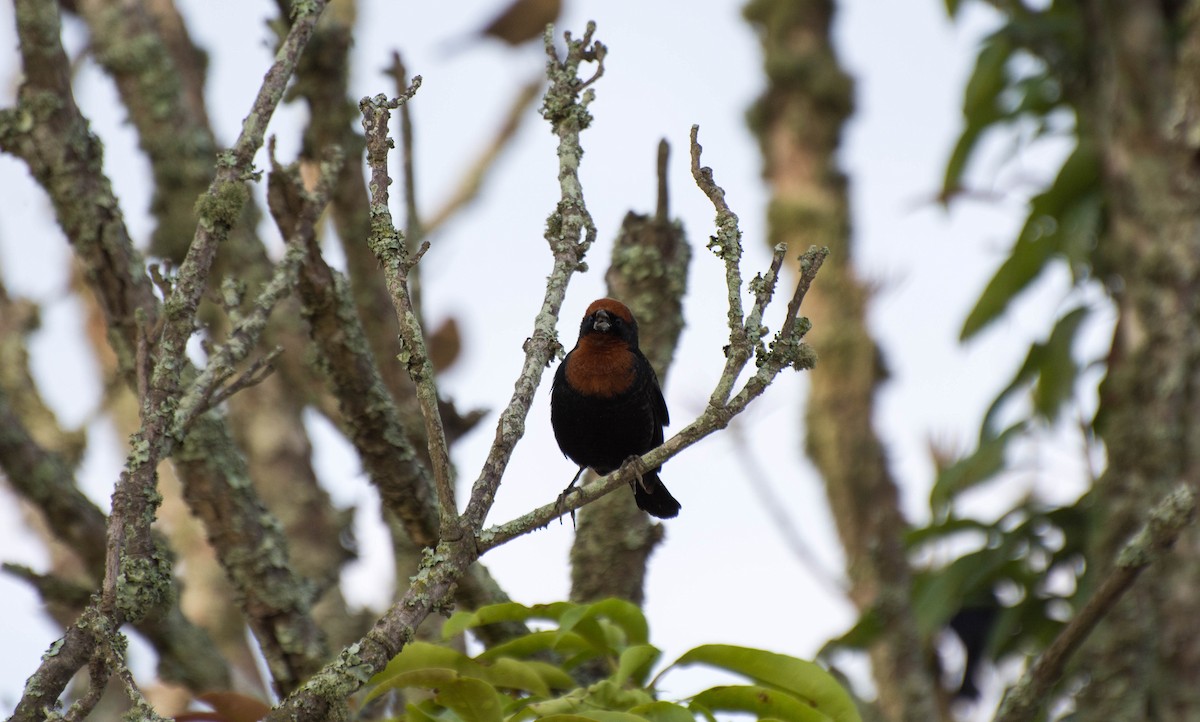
{"left": 537, "top": 710, "right": 648, "bottom": 714}
{"left": 443, "top": 602, "right": 574, "bottom": 639}
{"left": 435, "top": 676, "right": 505, "bottom": 722}
{"left": 365, "top": 669, "right": 503, "bottom": 722}
{"left": 584, "top": 679, "right": 655, "bottom": 710}
{"left": 367, "top": 642, "right": 473, "bottom": 702}
{"left": 929, "top": 422, "right": 1025, "bottom": 511}
{"left": 366, "top": 640, "right": 559, "bottom": 703}
{"left": 673, "top": 645, "right": 859, "bottom": 722}
{"left": 980, "top": 306, "right": 1089, "bottom": 435}
{"left": 911, "top": 547, "right": 1020, "bottom": 636}
{"left": 691, "top": 685, "right": 834, "bottom": 722}
{"left": 1009, "top": 74, "right": 1063, "bottom": 117}
{"left": 404, "top": 701, "right": 444, "bottom": 722}
{"left": 587, "top": 598, "right": 651, "bottom": 645}
{"left": 481, "top": 657, "right": 552, "bottom": 697}
{"left": 522, "top": 660, "right": 578, "bottom": 691}
{"left": 942, "top": 33, "right": 1011, "bottom": 196}
{"left": 556, "top": 606, "right": 616, "bottom": 652}
{"left": 905, "top": 515, "right": 991, "bottom": 549}
{"left": 616, "top": 645, "right": 661, "bottom": 686}
{"left": 961, "top": 144, "right": 1099, "bottom": 339}
{"left": 628, "top": 701, "right": 697, "bottom": 722}
{"left": 963, "top": 35, "right": 1011, "bottom": 120}
{"left": 817, "top": 608, "right": 884, "bottom": 656}
{"left": 477, "top": 630, "right": 596, "bottom": 663}
{"left": 942, "top": 125, "right": 986, "bottom": 202}
{"left": 1031, "top": 306, "right": 1089, "bottom": 421}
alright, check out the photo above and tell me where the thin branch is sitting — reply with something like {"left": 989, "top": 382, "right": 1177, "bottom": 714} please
{"left": 389, "top": 52, "right": 425, "bottom": 253}
{"left": 205, "top": 348, "right": 282, "bottom": 408}
{"left": 263, "top": 24, "right": 609, "bottom": 720}
{"left": 273, "top": 152, "right": 523, "bottom": 642}
{"left": 0, "top": 392, "right": 231, "bottom": 694}
{"left": 172, "top": 137, "right": 341, "bottom": 433}
{"left": 63, "top": 646, "right": 111, "bottom": 722}
{"left": 656, "top": 138, "right": 670, "bottom": 222}
{"left": 691, "top": 125, "right": 749, "bottom": 405}
{"left": 459, "top": 22, "right": 603, "bottom": 533}
{"left": 360, "top": 82, "right": 461, "bottom": 539}
{"left": 283, "top": 174, "right": 442, "bottom": 547}
{"left": 480, "top": 245, "right": 826, "bottom": 552}
{"left": 994, "top": 485, "right": 1197, "bottom": 722}
{"left": 172, "top": 240, "right": 303, "bottom": 436}
{"left": 157, "top": 0, "right": 329, "bottom": 389}
{"left": 6, "top": 1, "right": 331, "bottom": 714}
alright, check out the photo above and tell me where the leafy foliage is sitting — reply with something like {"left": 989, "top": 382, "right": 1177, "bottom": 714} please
{"left": 959, "top": 148, "right": 1102, "bottom": 341}
{"left": 829, "top": 4, "right": 1106, "bottom": 701}
{"left": 363, "top": 600, "right": 862, "bottom": 722}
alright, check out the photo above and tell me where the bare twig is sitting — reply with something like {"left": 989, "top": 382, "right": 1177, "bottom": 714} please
{"left": 172, "top": 240, "right": 304, "bottom": 436}
{"left": 479, "top": 245, "right": 826, "bottom": 551}
{"left": 994, "top": 485, "right": 1197, "bottom": 722}
{"left": 263, "top": 24, "right": 609, "bottom": 721}
{"left": 360, "top": 82, "right": 461, "bottom": 539}
{"left": 171, "top": 138, "right": 341, "bottom": 433}
{"left": 202, "top": 348, "right": 283, "bottom": 410}
{"left": 389, "top": 52, "right": 425, "bottom": 251}
{"left": 459, "top": 22, "right": 603, "bottom": 533}
{"left": 691, "top": 125, "right": 750, "bottom": 405}
{"left": 63, "top": 642, "right": 111, "bottom": 722}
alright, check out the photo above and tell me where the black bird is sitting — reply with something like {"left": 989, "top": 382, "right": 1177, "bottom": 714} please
{"left": 550, "top": 298, "right": 680, "bottom": 518}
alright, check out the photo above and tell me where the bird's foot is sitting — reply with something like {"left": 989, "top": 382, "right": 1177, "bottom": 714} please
{"left": 620, "top": 455, "right": 650, "bottom": 493}
{"left": 555, "top": 466, "right": 587, "bottom": 526}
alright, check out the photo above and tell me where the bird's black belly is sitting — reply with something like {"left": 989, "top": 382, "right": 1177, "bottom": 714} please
{"left": 550, "top": 383, "right": 656, "bottom": 474}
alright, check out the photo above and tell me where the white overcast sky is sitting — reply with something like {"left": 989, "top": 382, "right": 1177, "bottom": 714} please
{"left": 0, "top": 0, "right": 1100, "bottom": 716}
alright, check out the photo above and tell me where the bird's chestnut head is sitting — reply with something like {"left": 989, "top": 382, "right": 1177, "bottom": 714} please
{"left": 579, "top": 298, "right": 639, "bottom": 347}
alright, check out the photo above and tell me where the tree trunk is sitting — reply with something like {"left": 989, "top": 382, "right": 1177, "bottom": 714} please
{"left": 744, "top": 1, "right": 942, "bottom": 720}
{"left": 1076, "top": 1, "right": 1200, "bottom": 719}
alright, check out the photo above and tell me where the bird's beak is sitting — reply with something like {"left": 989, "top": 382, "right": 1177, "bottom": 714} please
{"left": 592, "top": 310, "right": 611, "bottom": 333}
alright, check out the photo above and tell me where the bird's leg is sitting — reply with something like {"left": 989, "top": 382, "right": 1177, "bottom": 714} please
{"left": 620, "top": 455, "right": 651, "bottom": 493}
{"left": 555, "top": 466, "right": 587, "bottom": 525}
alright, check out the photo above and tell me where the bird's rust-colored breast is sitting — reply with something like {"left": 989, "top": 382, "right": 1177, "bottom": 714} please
{"left": 564, "top": 336, "right": 637, "bottom": 398}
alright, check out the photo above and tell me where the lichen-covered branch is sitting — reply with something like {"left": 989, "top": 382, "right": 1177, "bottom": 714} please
{"left": 1071, "top": 2, "right": 1200, "bottom": 718}
{"left": 261, "top": 24, "right": 609, "bottom": 719}
{"left": 3, "top": 0, "right": 334, "bottom": 712}
{"left": 75, "top": 0, "right": 218, "bottom": 261}
{"left": 0, "top": 0, "right": 160, "bottom": 378}
{"left": 270, "top": 153, "right": 521, "bottom": 646}
{"left": 480, "top": 240, "right": 825, "bottom": 553}
{"left": 0, "top": 387, "right": 231, "bottom": 695}
{"left": 360, "top": 85, "right": 460, "bottom": 538}
{"left": 277, "top": 158, "right": 442, "bottom": 549}
{"left": 460, "top": 23, "right": 604, "bottom": 533}
{"left": 996, "top": 485, "right": 1197, "bottom": 722}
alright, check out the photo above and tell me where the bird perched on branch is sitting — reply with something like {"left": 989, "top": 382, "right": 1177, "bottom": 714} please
{"left": 551, "top": 298, "right": 681, "bottom": 518}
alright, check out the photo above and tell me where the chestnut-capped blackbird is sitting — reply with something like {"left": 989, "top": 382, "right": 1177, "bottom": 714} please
{"left": 550, "top": 298, "right": 681, "bottom": 518}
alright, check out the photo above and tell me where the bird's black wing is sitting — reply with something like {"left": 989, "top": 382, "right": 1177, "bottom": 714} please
{"left": 639, "top": 351, "right": 669, "bottom": 444}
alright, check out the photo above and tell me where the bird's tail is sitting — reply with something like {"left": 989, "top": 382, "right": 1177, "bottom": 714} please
{"left": 633, "top": 471, "right": 681, "bottom": 519}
